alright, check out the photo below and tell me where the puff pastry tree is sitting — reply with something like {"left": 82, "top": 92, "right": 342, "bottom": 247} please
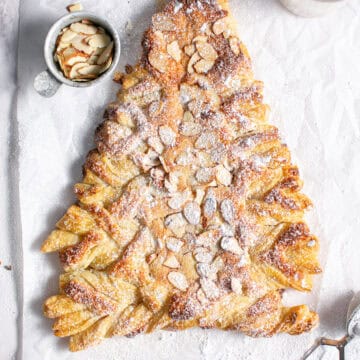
{"left": 42, "top": 0, "right": 321, "bottom": 351}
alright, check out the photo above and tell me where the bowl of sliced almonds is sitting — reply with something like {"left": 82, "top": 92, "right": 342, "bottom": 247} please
{"left": 34, "top": 8, "right": 120, "bottom": 97}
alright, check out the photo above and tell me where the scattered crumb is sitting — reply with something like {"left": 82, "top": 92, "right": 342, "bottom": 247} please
{"left": 4, "top": 265, "right": 12, "bottom": 271}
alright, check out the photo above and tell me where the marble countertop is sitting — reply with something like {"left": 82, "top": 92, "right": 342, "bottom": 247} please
{"left": 2, "top": 0, "right": 360, "bottom": 359}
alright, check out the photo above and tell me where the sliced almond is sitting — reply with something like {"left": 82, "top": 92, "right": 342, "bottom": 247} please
{"left": 196, "top": 263, "right": 214, "bottom": 278}
{"left": 163, "top": 254, "right": 180, "bottom": 269}
{"left": 195, "top": 167, "right": 215, "bottom": 183}
{"left": 159, "top": 125, "right": 176, "bottom": 147}
{"left": 168, "top": 191, "right": 189, "bottom": 210}
{"left": 183, "top": 201, "right": 201, "bottom": 225}
{"left": 194, "top": 59, "right": 214, "bottom": 74}
{"left": 184, "top": 44, "right": 195, "bottom": 56}
{"left": 194, "top": 248, "right": 213, "bottom": 263}
{"left": 148, "top": 49, "right": 170, "bottom": 73}
{"left": 229, "top": 36, "right": 240, "bottom": 56}
{"left": 93, "top": 47, "right": 104, "bottom": 55}
{"left": 175, "top": 151, "right": 194, "bottom": 166}
{"left": 72, "top": 37, "right": 93, "bottom": 54}
{"left": 69, "top": 62, "right": 88, "bottom": 79}
{"left": 67, "top": 54, "right": 89, "bottom": 66}
{"left": 70, "top": 22, "right": 98, "bottom": 35}
{"left": 187, "top": 52, "right": 200, "bottom": 74}
{"left": 97, "top": 41, "right": 114, "bottom": 64}
{"left": 212, "top": 19, "right": 226, "bottom": 35}
{"left": 167, "top": 41, "right": 182, "bottom": 62}
{"left": 231, "top": 277, "right": 243, "bottom": 295}
{"left": 147, "top": 136, "right": 164, "bottom": 154}
{"left": 67, "top": 3, "right": 83, "bottom": 12}
{"left": 200, "top": 278, "right": 220, "bottom": 300}
{"left": 216, "top": 165, "right": 232, "bottom": 186}
{"left": 195, "top": 132, "right": 216, "bottom": 149}
{"left": 183, "top": 111, "right": 194, "bottom": 122}
{"left": 195, "top": 188, "right": 205, "bottom": 204}
{"left": 220, "top": 199, "right": 235, "bottom": 223}
{"left": 197, "top": 288, "right": 209, "bottom": 305}
{"left": 168, "top": 271, "right": 188, "bottom": 291}
{"left": 166, "top": 237, "right": 184, "bottom": 253}
{"left": 164, "top": 213, "right": 187, "bottom": 237}
{"left": 88, "top": 54, "right": 99, "bottom": 64}
{"left": 220, "top": 236, "right": 242, "bottom": 256}
{"left": 88, "top": 33, "right": 111, "bottom": 48}
{"left": 60, "top": 29, "right": 77, "bottom": 43}
{"left": 99, "top": 55, "right": 112, "bottom": 74}
{"left": 196, "top": 41, "right": 217, "bottom": 61}
{"left": 179, "top": 122, "right": 202, "bottom": 136}
{"left": 77, "top": 64, "right": 102, "bottom": 76}
{"left": 192, "top": 35, "right": 207, "bottom": 43}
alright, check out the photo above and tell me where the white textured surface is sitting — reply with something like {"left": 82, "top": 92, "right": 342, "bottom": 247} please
{"left": 5, "top": 0, "right": 360, "bottom": 359}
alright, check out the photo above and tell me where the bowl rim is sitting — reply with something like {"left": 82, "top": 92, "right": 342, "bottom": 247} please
{"left": 44, "top": 11, "right": 121, "bottom": 87}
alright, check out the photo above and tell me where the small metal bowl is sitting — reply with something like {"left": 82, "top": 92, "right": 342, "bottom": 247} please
{"left": 34, "top": 11, "right": 121, "bottom": 97}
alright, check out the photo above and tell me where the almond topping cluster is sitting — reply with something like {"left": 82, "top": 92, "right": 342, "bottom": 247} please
{"left": 54, "top": 20, "right": 114, "bottom": 81}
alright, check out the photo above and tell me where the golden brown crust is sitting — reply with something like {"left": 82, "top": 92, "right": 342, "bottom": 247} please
{"left": 42, "top": 0, "right": 321, "bottom": 351}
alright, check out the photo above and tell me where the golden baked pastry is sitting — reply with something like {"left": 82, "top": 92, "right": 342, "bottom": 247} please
{"left": 42, "top": 0, "right": 321, "bottom": 352}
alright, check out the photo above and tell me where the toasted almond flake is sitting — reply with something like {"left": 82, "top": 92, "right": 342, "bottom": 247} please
{"left": 60, "top": 29, "right": 77, "bottom": 43}
{"left": 203, "top": 197, "right": 217, "bottom": 219}
{"left": 196, "top": 288, "right": 209, "bottom": 305}
{"left": 212, "top": 19, "right": 226, "bottom": 35}
{"left": 159, "top": 126, "right": 176, "bottom": 146}
{"left": 231, "top": 277, "right": 243, "bottom": 295}
{"left": 163, "top": 254, "right": 180, "bottom": 268}
{"left": 195, "top": 167, "right": 215, "bottom": 183}
{"left": 216, "top": 165, "right": 232, "bottom": 186}
{"left": 187, "top": 52, "right": 200, "bottom": 74}
{"left": 168, "top": 191, "right": 189, "bottom": 210}
{"left": 67, "top": 3, "right": 83, "bottom": 12}
{"left": 97, "top": 41, "right": 114, "bottom": 64}
{"left": 192, "top": 35, "right": 207, "bottom": 43}
{"left": 166, "top": 237, "right": 184, "bottom": 253}
{"left": 175, "top": 151, "right": 194, "bottom": 166}
{"left": 164, "top": 213, "right": 187, "bottom": 237}
{"left": 72, "top": 37, "right": 93, "bottom": 54}
{"left": 168, "top": 271, "right": 188, "bottom": 291}
{"left": 70, "top": 22, "right": 98, "bottom": 35}
{"left": 183, "top": 201, "right": 201, "bottom": 225}
{"left": 195, "top": 132, "right": 216, "bottom": 149}
{"left": 69, "top": 62, "right": 88, "bottom": 78}
{"left": 223, "top": 28, "right": 231, "bottom": 39}
{"left": 194, "top": 248, "right": 213, "bottom": 263}
{"left": 183, "top": 110, "right": 194, "bottom": 122}
{"left": 78, "top": 64, "right": 102, "bottom": 76}
{"left": 147, "top": 136, "right": 164, "bottom": 154}
{"left": 195, "top": 230, "right": 220, "bottom": 247}
{"left": 196, "top": 41, "right": 217, "bottom": 61}
{"left": 184, "top": 44, "right": 195, "bottom": 56}
{"left": 212, "top": 256, "right": 224, "bottom": 273}
{"left": 220, "top": 199, "right": 234, "bottom": 223}
{"left": 200, "top": 278, "right": 220, "bottom": 300}
{"left": 88, "top": 33, "right": 111, "bottom": 48}
{"left": 88, "top": 54, "right": 99, "bottom": 64}
{"left": 197, "top": 263, "right": 218, "bottom": 280}
{"left": 229, "top": 36, "right": 240, "bottom": 55}
{"left": 167, "top": 41, "right": 182, "bottom": 62}
{"left": 220, "top": 236, "right": 242, "bottom": 255}
{"left": 195, "top": 188, "right": 205, "bottom": 204}
{"left": 150, "top": 167, "right": 165, "bottom": 187}
{"left": 179, "top": 122, "right": 202, "bottom": 136}
{"left": 66, "top": 54, "right": 89, "bottom": 66}
{"left": 99, "top": 55, "right": 112, "bottom": 74}
{"left": 194, "top": 59, "right": 214, "bottom": 73}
